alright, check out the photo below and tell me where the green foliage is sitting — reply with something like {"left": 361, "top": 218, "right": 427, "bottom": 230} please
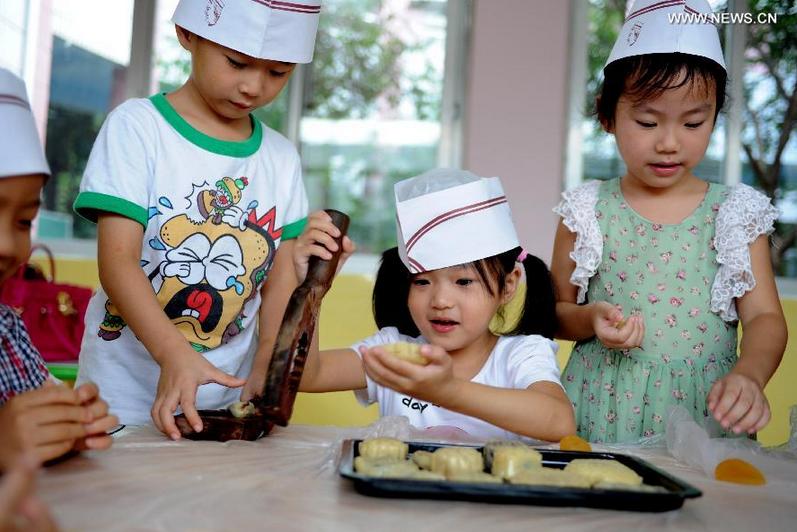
{"left": 306, "top": 0, "right": 408, "bottom": 119}
{"left": 742, "top": 0, "right": 797, "bottom": 272}
{"left": 585, "top": 0, "right": 626, "bottom": 117}
{"left": 743, "top": 0, "right": 797, "bottom": 167}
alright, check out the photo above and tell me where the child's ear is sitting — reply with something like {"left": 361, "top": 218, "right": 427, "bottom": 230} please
{"left": 501, "top": 266, "right": 522, "bottom": 304}
{"left": 175, "top": 25, "right": 196, "bottom": 51}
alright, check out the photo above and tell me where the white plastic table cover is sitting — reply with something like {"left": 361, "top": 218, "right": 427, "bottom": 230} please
{"left": 37, "top": 423, "right": 797, "bottom": 532}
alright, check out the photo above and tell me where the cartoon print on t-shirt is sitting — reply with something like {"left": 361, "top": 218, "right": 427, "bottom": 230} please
{"left": 98, "top": 177, "right": 283, "bottom": 352}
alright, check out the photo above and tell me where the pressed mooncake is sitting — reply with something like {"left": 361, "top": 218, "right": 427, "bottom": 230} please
{"left": 564, "top": 459, "right": 643, "bottom": 486}
{"left": 380, "top": 342, "right": 429, "bottom": 365}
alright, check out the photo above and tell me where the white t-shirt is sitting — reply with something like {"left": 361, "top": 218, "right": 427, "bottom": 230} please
{"left": 352, "top": 327, "right": 563, "bottom": 441}
{"left": 74, "top": 94, "right": 308, "bottom": 424}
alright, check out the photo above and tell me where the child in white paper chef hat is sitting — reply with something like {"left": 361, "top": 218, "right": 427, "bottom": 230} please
{"left": 552, "top": 0, "right": 786, "bottom": 443}
{"left": 0, "top": 68, "right": 117, "bottom": 490}
{"left": 295, "top": 169, "right": 576, "bottom": 441}
{"left": 72, "top": 0, "right": 323, "bottom": 439}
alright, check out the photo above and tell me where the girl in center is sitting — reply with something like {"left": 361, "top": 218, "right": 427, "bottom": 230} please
{"left": 295, "top": 169, "right": 575, "bottom": 441}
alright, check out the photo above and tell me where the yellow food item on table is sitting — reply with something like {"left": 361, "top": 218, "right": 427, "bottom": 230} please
{"left": 559, "top": 435, "right": 592, "bottom": 452}
{"left": 408, "top": 470, "right": 446, "bottom": 481}
{"left": 431, "top": 447, "right": 484, "bottom": 478}
{"left": 593, "top": 482, "right": 666, "bottom": 493}
{"left": 482, "top": 440, "right": 529, "bottom": 467}
{"left": 714, "top": 458, "right": 766, "bottom": 486}
{"left": 411, "top": 450, "right": 434, "bottom": 470}
{"left": 358, "top": 438, "right": 409, "bottom": 461}
{"left": 354, "top": 457, "right": 419, "bottom": 477}
{"left": 491, "top": 446, "right": 543, "bottom": 479}
{"left": 563, "top": 459, "right": 643, "bottom": 486}
{"left": 509, "top": 467, "right": 592, "bottom": 488}
{"left": 380, "top": 342, "right": 429, "bottom": 365}
{"left": 228, "top": 401, "right": 256, "bottom": 418}
{"left": 448, "top": 471, "right": 503, "bottom": 484}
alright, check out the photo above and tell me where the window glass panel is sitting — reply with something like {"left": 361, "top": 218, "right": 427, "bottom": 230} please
{"left": 0, "top": 0, "right": 28, "bottom": 74}
{"left": 300, "top": 0, "right": 448, "bottom": 253}
{"left": 742, "top": 1, "right": 797, "bottom": 277}
{"left": 42, "top": 0, "right": 134, "bottom": 239}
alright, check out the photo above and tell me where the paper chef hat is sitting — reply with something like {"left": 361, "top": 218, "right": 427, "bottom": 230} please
{"left": 0, "top": 68, "right": 50, "bottom": 179}
{"left": 605, "top": 0, "right": 725, "bottom": 71}
{"left": 172, "top": 0, "right": 322, "bottom": 64}
{"left": 395, "top": 169, "right": 520, "bottom": 274}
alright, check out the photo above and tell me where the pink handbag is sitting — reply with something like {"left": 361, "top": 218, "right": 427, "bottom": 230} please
{"left": 0, "top": 244, "right": 92, "bottom": 362}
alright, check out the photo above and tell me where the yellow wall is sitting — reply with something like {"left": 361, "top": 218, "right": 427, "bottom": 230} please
{"left": 42, "top": 258, "right": 795, "bottom": 445}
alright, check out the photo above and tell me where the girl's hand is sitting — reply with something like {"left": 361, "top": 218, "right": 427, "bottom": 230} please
{"left": 293, "top": 211, "right": 355, "bottom": 284}
{"left": 0, "top": 384, "right": 88, "bottom": 469}
{"left": 591, "top": 301, "right": 644, "bottom": 349}
{"left": 707, "top": 373, "right": 770, "bottom": 434}
{"left": 360, "top": 344, "right": 457, "bottom": 405}
{"left": 151, "top": 348, "right": 246, "bottom": 440}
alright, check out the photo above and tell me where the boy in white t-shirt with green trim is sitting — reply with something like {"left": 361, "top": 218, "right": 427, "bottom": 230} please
{"left": 73, "top": 0, "right": 322, "bottom": 439}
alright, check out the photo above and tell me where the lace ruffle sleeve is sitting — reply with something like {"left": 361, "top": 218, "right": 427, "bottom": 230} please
{"left": 552, "top": 180, "right": 602, "bottom": 304}
{"left": 711, "top": 184, "right": 778, "bottom": 321}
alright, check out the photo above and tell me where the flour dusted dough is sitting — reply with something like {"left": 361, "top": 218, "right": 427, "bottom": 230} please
{"left": 411, "top": 450, "right": 434, "bottom": 470}
{"left": 354, "top": 457, "right": 419, "bottom": 477}
{"left": 358, "top": 438, "right": 409, "bottom": 461}
{"left": 563, "top": 459, "right": 643, "bottom": 486}
{"left": 409, "top": 470, "right": 446, "bottom": 481}
{"left": 381, "top": 342, "right": 429, "bottom": 365}
{"left": 448, "top": 471, "right": 503, "bottom": 484}
{"left": 593, "top": 482, "right": 666, "bottom": 492}
{"left": 490, "top": 446, "right": 543, "bottom": 479}
{"left": 431, "top": 447, "right": 484, "bottom": 478}
{"left": 228, "top": 401, "right": 256, "bottom": 418}
{"left": 508, "top": 467, "right": 592, "bottom": 488}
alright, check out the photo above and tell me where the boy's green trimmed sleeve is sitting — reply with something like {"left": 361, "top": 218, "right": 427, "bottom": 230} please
{"left": 74, "top": 191, "right": 149, "bottom": 228}
{"left": 281, "top": 217, "right": 307, "bottom": 240}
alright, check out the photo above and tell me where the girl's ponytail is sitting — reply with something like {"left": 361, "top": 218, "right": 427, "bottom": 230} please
{"left": 372, "top": 247, "right": 419, "bottom": 337}
{"left": 510, "top": 252, "right": 558, "bottom": 339}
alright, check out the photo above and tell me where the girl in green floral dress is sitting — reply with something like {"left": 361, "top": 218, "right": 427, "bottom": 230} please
{"left": 551, "top": 0, "right": 787, "bottom": 443}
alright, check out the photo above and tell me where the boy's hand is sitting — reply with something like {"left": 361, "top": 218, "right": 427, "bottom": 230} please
{"left": 361, "top": 344, "right": 457, "bottom": 406}
{"left": 293, "top": 211, "right": 355, "bottom": 284}
{"left": 707, "top": 372, "right": 770, "bottom": 434}
{"left": 151, "top": 348, "right": 246, "bottom": 440}
{"left": 0, "top": 384, "right": 88, "bottom": 470}
{"left": 591, "top": 301, "right": 644, "bottom": 349}
{"left": 0, "top": 455, "right": 59, "bottom": 532}
{"left": 70, "top": 383, "right": 118, "bottom": 452}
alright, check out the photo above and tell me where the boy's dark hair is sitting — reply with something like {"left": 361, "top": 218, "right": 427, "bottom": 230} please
{"left": 596, "top": 53, "right": 727, "bottom": 130}
{"left": 372, "top": 247, "right": 558, "bottom": 339}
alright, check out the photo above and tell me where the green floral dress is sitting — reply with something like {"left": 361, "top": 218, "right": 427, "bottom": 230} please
{"left": 554, "top": 178, "right": 777, "bottom": 443}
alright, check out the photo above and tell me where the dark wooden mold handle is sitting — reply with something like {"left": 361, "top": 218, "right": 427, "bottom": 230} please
{"left": 258, "top": 209, "right": 349, "bottom": 425}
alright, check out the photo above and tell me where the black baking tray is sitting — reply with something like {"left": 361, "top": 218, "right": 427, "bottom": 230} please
{"left": 339, "top": 439, "right": 701, "bottom": 512}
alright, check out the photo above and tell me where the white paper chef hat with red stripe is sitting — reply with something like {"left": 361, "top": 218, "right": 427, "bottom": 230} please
{"left": 172, "top": 0, "right": 322, "bottom": 64}
{"left": 0, "top": 67, "right": 50, "bottom": 179}
{"left": 606, "top": 0, "right": 725, "bottom": 70}
{"left": 395, "top": 169, "right": 520, "bottom": 274}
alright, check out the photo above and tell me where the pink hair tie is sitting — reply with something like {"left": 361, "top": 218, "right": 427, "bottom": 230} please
{"left": 516, "top": 249, "right": 528, "bottom": 263}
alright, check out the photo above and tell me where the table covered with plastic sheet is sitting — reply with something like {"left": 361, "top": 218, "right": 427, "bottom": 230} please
{"left": 37, "top": 422, "right": 797, "bottom": 532}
